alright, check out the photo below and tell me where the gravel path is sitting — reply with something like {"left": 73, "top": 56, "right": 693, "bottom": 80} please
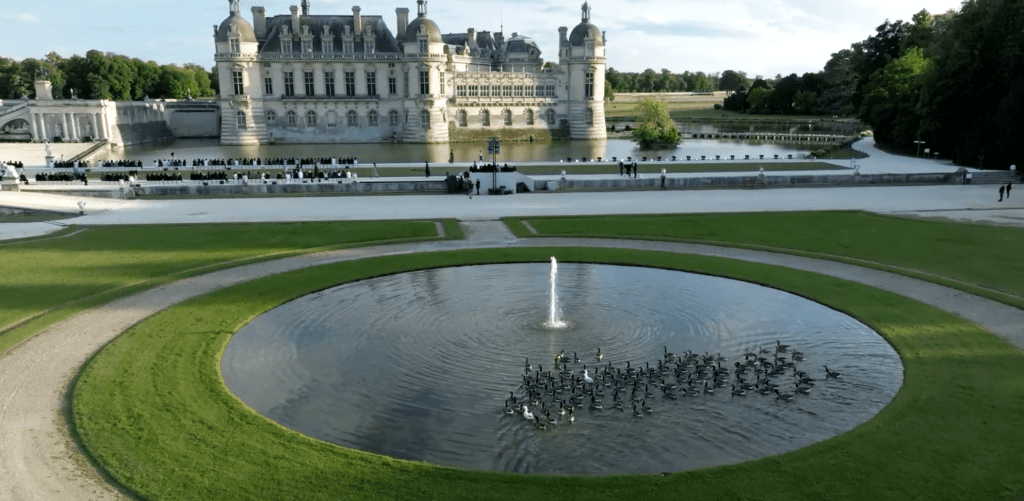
{"left": 2, "top": 225, "right": 1023, "bottom": 500}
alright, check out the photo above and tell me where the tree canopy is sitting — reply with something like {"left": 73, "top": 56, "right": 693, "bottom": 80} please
{"left": 0, "top": 51, "right": 216, "bottom": 100}
{"left": 630, "top": 98, "right": 681, "bottom": 148}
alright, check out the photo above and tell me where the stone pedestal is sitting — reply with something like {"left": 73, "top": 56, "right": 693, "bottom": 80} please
{"left": 46, "top": 155, "right": 54, "bottom": 169}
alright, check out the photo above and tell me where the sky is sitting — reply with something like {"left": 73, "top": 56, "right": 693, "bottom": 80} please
{"left": 3, "top": 0, "right": 966, "bottom": 77}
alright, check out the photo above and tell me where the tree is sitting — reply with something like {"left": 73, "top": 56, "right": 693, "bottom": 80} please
{"left": 746, "top": 87, "right": 771, "bottom": 112}
{"left": 719, "top": 70, "right": 749, "bottom": 92}
{"left": 860, "top": 47, "right": 931, "bottom": 146}
{"left": 630, "top": 98, "right": 680, "bottom": 148}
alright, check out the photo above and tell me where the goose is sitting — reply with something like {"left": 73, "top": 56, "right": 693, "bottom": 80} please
{"left": 534, "top": 415, "right": 547, "bottom": 430}
{"left": 703, "top": 381, "right": 715, "bottom": 394}
{"left": 795, "top": 383, "right": 812, "bottom": 395}
{"left": 776, "top": 340, "right": 790, "bottom": 352}
{"left": 524, "top": 358, "right": 532, "bottom": 372}
{"left": 774, "top": 389, "right": 794, "bottom": 402}
{"left": 590, "top": 395, "right": 603, "bottom": 410}
{"left": 663, "top": 346, "right": 675, "bottom": 361}
{"left": 632, "top": 404, "right": 644, "bottom": 418}
{"left": 824, "top": 366, "right": 843, "bottom": 378}
{"left": 641, "top": 399, "right": 653, "bottom": 413}
{"left": 573, "top": 352, "right": 581, "bottom": 364}
{"left": 558, "top": 401, "right": 566, "bottom": 416}
{"left": 731, "top": 385, "right": 746, "bottom": 396}
{"left": 568, "top": 407, "right": 575, "bottom": 423}
{"left": 596, "top": 348, "right": 604, "bottom": 361}
{"left": 583, "top": 368, "right": 594, "bottom": 384}
{"left": 522, "top": 405, "right": 534, "bottom": 420}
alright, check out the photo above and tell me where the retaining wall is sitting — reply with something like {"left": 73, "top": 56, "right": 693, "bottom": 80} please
{"left": 133, "top": 179, "right": 447, "bottom": 197}
{"left": 540, "top": 172, "right": 964, "bottom": 191}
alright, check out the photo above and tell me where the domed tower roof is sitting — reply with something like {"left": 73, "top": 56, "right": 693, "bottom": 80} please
{"left": 401, "top": 0, "right": 443, "bottom": 43}
{"left": 569, "top": 2, "right": 602, "bottom": 47}
{"left": 216, "top": 0, "right": 257, "bottom": 43}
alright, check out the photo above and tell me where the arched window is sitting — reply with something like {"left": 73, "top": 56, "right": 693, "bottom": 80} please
{"left": 368, "top": 110, "right": 378, "bottom": 127}
{"left": 287, "top": 110, "right": 298, "bottom": 126}
{"left": 545, "top": 109, "right": 555, "bottom": 125}
{"left": 457, "top": 109, "right": 467, "bottom": 127}
{"left": 236, "top": 110, "right": 247, "bottom": 129}
{"left": 266, "top": 110, "right": 276, "bottom": 125}
{"left": 421, "top": 110, "right": 430, "bottom": 130}
{"left": 389, "top": 109, "right": 400, "bottom": 126}
{"left": 481, "top": 109, "right": 490, "bottom": 127}
{"left": 306, "top": 110, "right": 317, "bottom": 126}
{"left": 347, "top": 110, "right": 358, "bottom": 126}
{"left": 503, "top": 109, "right": 512, "bottom": 126}
{"left": 586, "top": 108, "right": 594, "bottom": 125}
{"left": 526, "top": 109, "right": 534, "bottom": 125}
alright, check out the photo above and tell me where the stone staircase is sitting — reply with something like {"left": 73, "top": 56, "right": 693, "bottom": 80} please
{"left": 969, "top": 170, "right": 1022, "bottom": 185}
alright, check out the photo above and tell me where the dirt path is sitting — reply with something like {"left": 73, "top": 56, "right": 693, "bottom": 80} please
{"left": 2, "top": 231, "right": 1022, "bottom": 500}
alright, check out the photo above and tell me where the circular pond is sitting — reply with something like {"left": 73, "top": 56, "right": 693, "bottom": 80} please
{"left": 222, "top": 263, "right": 902, "bottom": 475}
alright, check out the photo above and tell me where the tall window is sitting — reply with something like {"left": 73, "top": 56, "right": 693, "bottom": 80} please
{"left": 418, "top": 39, "right": 428, "bottom": 53}
{"left": 503, "top": 85, "right": 512, "bottom": 97}
{"left": 347, "top": 110, "right": 358, "bottom": 126}
{"left": 306, "top": 110, "right": 317, "bottom": 126}
{"left": 345, "top": 71, "right": 356, "bottom": 96}
{"left": 389, "top": 109, "right": 399, "bottom": 126}
{"left": 322, "top": 41, "right": 333, "bottom": 54}
{"left": 585, "top": 72, "right": 594, "bottom": 100}
{"left": 343, "top": 40, "right": 354, "bottom": 54}
{"left": 491, "top": 85, "right": 499, "bottom": 97}
{"left": 469, "top": 85, "right": 478, "bottom": 97}
{"left": 525, "top": 85, "right": 534, "bottom": 97}
{"left": 229, "top": 38, "right": 240, "bottom": 54}
{"left": 439, "top": 72, "right": 445, "bottom": 92}
{"left": 545, "top": 108, "right": 555, "bottom": 125}
{"left": 457, "top": 109, "right": 466, "bottom": 126}
{"left": 264, "top": 76, "right": 273, "bottom": 95}
{"left": 303, "top": 71, "right": 315, "bottom": 96}
{"left": 324, "top": 71, "right": 335, "bottom": 97}
{"left": 481, "top": 109, "right": 490, "bottom": 126}
{"left": 287, "top": 110, "right": 297, "bottom": 125}
{"left": 456, "top": 85, "right": 466, "bottom": 97}
{"left": 478, "top": 85, "right": 487, "bottom": 97}
{"left": 236, "top": 110, "right": 246, "bottom": 129}
{"left": 503, "top": 109, "right": 512, "bottom": 125}
{"left": 301, "top": 40, "right": 313, "bottom": 54}
{"left": 419, "top": 71, "right": 429, "bottom": 95}
{"left": 388, "top": 76, "right": 397, "bottom": 95}
{"left": 586, "top": 108, "right": 594, "bottom": 125}
{"left": 526, "top": 109, "right": 534, "bottom": 125}
{"left": 421, "top": 110, "right": 430, "bottom": 130}
{"left": 266, "top": 110, "right": 276, "bottom": 125}
{"left": 366, "top": 71, "right": 377, "bottom": 96}
{"left": 364, "top": 40, "right": 375, "bottom": 54}
{"left": 514, "top": 85, "right": 523, "bottom": 97}
{"left": 282, "top": 40, "right": 293, "bottom": 54}
{"left": 368, "top": 109, "right": 378, "bottom": 126}
{"left": 232, "top": 70, "right": 244, "bottom": 95}
{"left": 284, "top": 71, "right": 295, "bottom": 97}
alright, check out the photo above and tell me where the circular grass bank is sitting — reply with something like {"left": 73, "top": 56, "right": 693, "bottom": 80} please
{"left": 71, "top": 247, "right": 1024, "bottom": 501}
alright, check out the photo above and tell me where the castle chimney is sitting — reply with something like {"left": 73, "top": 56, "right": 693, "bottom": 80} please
{"left": 252, "top": 6, "right": 267, "bottom": 39}
{"left": 417, "top": 0, "right": 427, "bottom": 17}
{"left": 291, "top": 5, "right": 300, "bottom": 35}
{"left": 352, "top": 6, "right": 362, "bottom": 34}
{"left": 301, "top": 0, "right": 310, "bottom": 15}
{"left": 396, "top": 8, "right": 409, "bottom": 38}
{"left": 467, "top": 28, "right": 477, "bottom": 50}
{"left": 558, "top": 26, "right": 568, "bottom": 46}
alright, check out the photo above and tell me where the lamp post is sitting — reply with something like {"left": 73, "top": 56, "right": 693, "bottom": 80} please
{"left": 914, "top": 140, "right": 925, "bottom": 158}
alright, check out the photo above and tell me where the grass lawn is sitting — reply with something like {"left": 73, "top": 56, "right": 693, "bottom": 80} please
{"left": 72, "top": 246, "right": 1024, "bottom": 500}
{"left": 0, "top": 212, "right": 78, "bottom": 223}
{"left": 0, "top": 220, "right": 459, "bottom": 355}
{"left": 506, "top": 212, "right": 1024, "bottom": 309}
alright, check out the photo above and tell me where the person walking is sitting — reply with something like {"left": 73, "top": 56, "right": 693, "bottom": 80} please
{"left": 425, "top": 162, "right": 431, "bottom": 178}
{"left": 633, "top": 162, "right": 638, "bottom": 178}
{"left": 998, "top": 185, "right": 1005, "bottom": 201}
{"left": 1007, "top": 181, "right": 1012, "bottom": 199}
{"left": 619, "top": 161, "right": 624, "bottom": 176}
{"left": 475, "top": 178, "right": 480, "bottom": 195}
{"left": 660, "top": 171, "right": 666, "bottom": 189}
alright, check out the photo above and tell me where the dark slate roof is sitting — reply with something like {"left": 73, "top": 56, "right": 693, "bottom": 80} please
{"left": 260, "top": 15, "right": 400, "bottom": 54}
{"left": 569, "top": 21, "right": 603, "bottom": 46}
{"left": 506, "top": 36, "right": 540, "bottom": 55}
{"left": 402, "top": 16, "right": 443, "bottom": 44}
{"left": 440, "top": 31, "right": 498, "bottom": 52}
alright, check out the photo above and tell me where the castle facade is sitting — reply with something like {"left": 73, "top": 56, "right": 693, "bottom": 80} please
{"left": 214, "top": 0, "right": 606, "bottom": 144}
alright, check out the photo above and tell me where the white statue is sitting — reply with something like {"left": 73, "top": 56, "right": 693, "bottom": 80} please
{"left": 3, "top": 163, "right": 17, "bottom": 181}
{"left": 45, "top": 141, "right": 53, "bottom": 157}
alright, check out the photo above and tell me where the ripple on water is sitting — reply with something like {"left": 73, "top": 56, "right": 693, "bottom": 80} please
{"left": 221, "top": 264, "right": 903, "bottom": 475}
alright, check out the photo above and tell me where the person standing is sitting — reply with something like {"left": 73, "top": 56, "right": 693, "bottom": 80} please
{"left": 475, "top": 178, "right": 480, "bottom": 195}
{"left": 1007, "top": 182, "right": 1012, "bottom": 199}
{"left": 633, "top": 162, "right": 638, "bottom": 178}
{"left": 661, "top": 171, "right": 666, "bottom": 189}
{"left": 619, "top": 161, "right": 624, "bottom": 176}
{"left": 998, "top": 185, "right": 1005, "bottom": 201}
{"left": 425, "top": 162, "right": 431, "bottom": 178}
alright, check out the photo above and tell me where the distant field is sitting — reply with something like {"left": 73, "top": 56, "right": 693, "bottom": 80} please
{"left": 606, "top": 92, "right": 724, "bottom": 118}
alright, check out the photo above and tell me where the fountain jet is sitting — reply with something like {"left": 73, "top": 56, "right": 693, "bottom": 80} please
{"left": 546, "top": 257, "right": 568, "bottom": 328}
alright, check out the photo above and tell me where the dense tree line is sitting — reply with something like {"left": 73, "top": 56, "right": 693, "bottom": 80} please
{"left": 606, "top": 68, "right": 724, "bottom": 93}
{"left": 720, "top": 0, "right": 1022, "bottom": 168}
{"left": 0, "top": 51, "right": 216, "bottom": 101}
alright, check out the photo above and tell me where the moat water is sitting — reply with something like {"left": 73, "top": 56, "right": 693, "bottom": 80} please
{"left": 110, "top": 138, "right": 813, "bottom": 165}
{"left": 222, "top": 263, "right": 902, "bottom": 475}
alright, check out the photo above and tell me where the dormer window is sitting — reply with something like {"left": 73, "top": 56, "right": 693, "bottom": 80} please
{"left": 229, "top": 38, "right": 240, "bottom": 54}
{"left": 301, "top": 40, "right": 313, "bottom": 53}
{"left": 419, "top": 39, "right": 428, "bottom": 53}
{"left": 364, "top": 40, "right": 375, "bottom": 54}
{"left": 282, "top": 41, "right": 293, "bottom": 54}
{"left": 322, "top": 41, "right": 333, "bottom": 54}
{"left": 343, "top": 40, "right": 354, "bottom": 53}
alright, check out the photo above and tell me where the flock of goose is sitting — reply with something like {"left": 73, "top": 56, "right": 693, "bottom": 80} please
{"left": 504, "top": 342, "right": 843, "bottom": 430}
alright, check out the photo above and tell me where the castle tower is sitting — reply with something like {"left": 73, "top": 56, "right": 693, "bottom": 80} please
{"left": 565, "top": 2, "right": 606, "bottom": 140}
{"left": 215, "top": 0, "right": 268, "bottom": 145}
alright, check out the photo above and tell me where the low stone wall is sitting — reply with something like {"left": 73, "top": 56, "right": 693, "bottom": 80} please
{"left": 542, "top": 172, "right": 964, "bottom": 191}
{"left": 132, "top": 179, "right": 447, "bottom": 197}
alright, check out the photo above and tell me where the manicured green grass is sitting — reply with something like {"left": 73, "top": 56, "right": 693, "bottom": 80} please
{"left": 0, "top": 212, "right": 78, "bottom": 223}
{"left": 0, "top": 221, "right": 450, "bottom": 355}
{"left": 510, "top": 212, "right": 1024, "bottom": 309}
{"left": 72, "top": 247, "right": 1024, "bottom": 500}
